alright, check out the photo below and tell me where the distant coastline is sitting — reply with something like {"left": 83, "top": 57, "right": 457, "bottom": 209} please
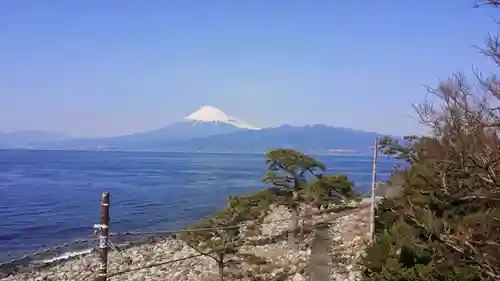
{"left": 326, "top": 148, "right": 362, "bottom": 155}
{"left": 0, "top": 115, "right": 395, "bottom": 155}
{"left": 0, "top": 147, "right": 370, "bottom": 157}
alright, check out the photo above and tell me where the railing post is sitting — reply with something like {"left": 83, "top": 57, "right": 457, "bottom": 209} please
{"left": 95, "top": 192, "right": 110, "bottom": 281}
{"left": 369, "top": 138, "right": 378, "bottom": 243}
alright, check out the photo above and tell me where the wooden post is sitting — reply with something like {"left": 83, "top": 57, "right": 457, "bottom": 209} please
{"left": 96, "top": 192, "right": 110, "bottom": 281}
{"left": 289, "top": 209, "right": 298, "bottom": 251}
{"left": 369, "top": 138, "right": 378, "bottom": 243}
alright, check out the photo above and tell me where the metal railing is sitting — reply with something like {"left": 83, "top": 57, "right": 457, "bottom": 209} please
{"left": 0, "top": 192, "right": 368, "bottom": 281}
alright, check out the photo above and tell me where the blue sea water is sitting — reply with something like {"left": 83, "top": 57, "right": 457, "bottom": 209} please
{"left": 0, "top": 149, "right": 395, "bottom": 262}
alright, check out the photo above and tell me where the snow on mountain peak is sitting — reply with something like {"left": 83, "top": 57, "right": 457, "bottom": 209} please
{"left": 185, "top": 105, "right": 230, "bottom": 122}
{"left": 184, "top": 105, "right": 260, "bottom": 130}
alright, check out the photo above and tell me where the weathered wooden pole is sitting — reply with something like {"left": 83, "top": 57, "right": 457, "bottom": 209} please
{"left": 369, "top": 138, "right": 378, "bottom": 243}
{"left": 96, "top": 192, "right": 110, "bottom": 281}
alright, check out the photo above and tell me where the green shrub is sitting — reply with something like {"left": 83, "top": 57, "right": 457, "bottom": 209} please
{"left": 303, "top": 174, "right": 359, "bottom": 208}
{"left": 362, "top": 133, "right": 499, "bottom": 281}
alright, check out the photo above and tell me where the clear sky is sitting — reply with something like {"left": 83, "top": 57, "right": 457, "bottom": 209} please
{"left": 1, "top": 1, "right": 498, "bottom": 137}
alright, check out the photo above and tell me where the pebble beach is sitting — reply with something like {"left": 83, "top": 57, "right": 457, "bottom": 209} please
{"left": 1, "top": 201, "right": 371, "bottom": 281}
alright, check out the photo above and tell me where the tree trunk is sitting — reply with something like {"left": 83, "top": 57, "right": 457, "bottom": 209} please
{"left": 217, "top": 256, "right": 224, "bottom": 281}
{"left": 300, "top": 204, "right": 311, "bottom": 239}
{"left": 299, "top": 217, "right": 304, "bottom": 239}
{"left": 218, "top": 263, "right": 224, "bottom": 281}
{"left": 289, "top": 190, "right": 300, "bottom": 250}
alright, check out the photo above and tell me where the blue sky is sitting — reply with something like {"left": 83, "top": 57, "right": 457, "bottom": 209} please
{"left": 0, "top": 1, "right": 497, "bottom": 137}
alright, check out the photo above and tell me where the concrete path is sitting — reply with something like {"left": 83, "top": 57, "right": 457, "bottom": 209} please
{"left": 307, "top": 204, "right": 372, "bottom": 281}
{"left": 308, "top": 223, "right": 331, "bottom": 281}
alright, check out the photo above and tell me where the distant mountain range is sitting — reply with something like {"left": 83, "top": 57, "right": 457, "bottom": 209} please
{"left": 0, "top": 106, "right": 397, "bottom": 155}
{"left": 0, "top": 130, "right": 70, "bottom": 148}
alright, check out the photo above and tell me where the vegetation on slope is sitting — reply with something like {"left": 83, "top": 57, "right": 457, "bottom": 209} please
{"left": 180, "top": 148, "right": 360, "bottom": 280}
{"left": 362, "top": 3, "right": 500, "bottom": 280}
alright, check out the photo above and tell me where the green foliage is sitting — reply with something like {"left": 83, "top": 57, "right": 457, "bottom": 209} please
{"left": 365, "top": 23, "right": 500, "bottom": 278}
{"left": 372, "top": 197, "right": 403, "bottom": 235}
{"left": 303, "top": 174, "right": 358, "bottom": 208}
{"left": 261, "top": 148, "right": 326, "bottom": 211}
{"left": 362, "top": 133, "right": 500, "bottom": 281}
{"left": 180, "top": 196, "right": 254, "bottom": 281}
{"left": 378, "top": 135, "right": 420, "bottom": 163}
{"left": 363, "top": 217, "right": 483, "bottom": 281}
{"left": 227, "top": 188, "right": 279, "bottom": 222}
{"left": 260, "top": 148, "right": 360, "bottom": 250}
{"left": 180, "top": 187, "right": 291, "bottom": 257}
{"left": 261, "top": 148, "right": 326, "bottom": 190}
{"left": 179, "top": 148, "right": 360, "bottom": 277}
{"left": 180, "top": 211, "right": 240, "bottom": 256}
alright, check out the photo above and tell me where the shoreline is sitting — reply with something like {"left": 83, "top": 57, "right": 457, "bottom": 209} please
{"left": 0, "top": 227, "right": 181, "bottom": 277}
{"left": 0, "top": 203, "right": 310, "bottom": 281}
{"left": 0, "top": 195, "right": 375, "bottom": 278}
{"left": 0, "top": 199, "right": 372, "bottom": 281}
{"left": 0, "top": 199, "right": 369, "bottom": 277}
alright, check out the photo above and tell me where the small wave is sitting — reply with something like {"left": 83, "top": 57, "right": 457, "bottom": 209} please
{"left": 42, "top": 248, "right": 92, "bottom": 263}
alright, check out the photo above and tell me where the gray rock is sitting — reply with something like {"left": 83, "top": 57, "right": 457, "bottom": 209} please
{"left": 292, "top": 273, "right": 306, "bottom": 281}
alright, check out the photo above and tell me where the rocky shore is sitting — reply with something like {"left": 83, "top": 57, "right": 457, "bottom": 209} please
{"left": 327, "top": 204, "right": 370, "bottom": 281}
{"left": 0, "top": 201, "right": 372, "bottom": 281}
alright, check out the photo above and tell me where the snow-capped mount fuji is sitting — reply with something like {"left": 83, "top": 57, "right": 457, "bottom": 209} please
{"left": 21, "top": 106, "right": 260, "bottom": 150}
{"left": 9, "top": 105, "right": 398, "bottom": 153}
{"left": 183, "top": 105, "right": 260, "bottom": 130}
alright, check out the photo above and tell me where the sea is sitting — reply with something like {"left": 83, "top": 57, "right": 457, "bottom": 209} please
{"left": 0, "top": 149, "right": 396, "bottom": 263}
